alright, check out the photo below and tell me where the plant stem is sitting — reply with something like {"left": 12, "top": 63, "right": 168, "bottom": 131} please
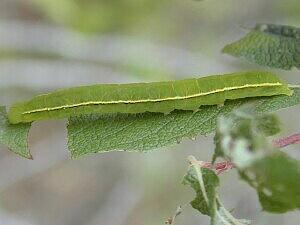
{"left": 272, "top": 133, "right": 300, "bottom": 148}
{"left": 198, "top": 133, "right": 300, "bottom": 175}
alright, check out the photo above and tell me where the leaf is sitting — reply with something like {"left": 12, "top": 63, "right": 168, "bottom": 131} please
{"left": 241, "top": 152, "right": 300, "bottom": 213}
{"left": 214, "top": 108, "right": 300, "bottom": 213}
{"left": 223, "top": 24, "right": 300, "bottom": 70}
{"left": 213, "top": 107, "right": 281, "bottom": 163}
{"left": 215, "top": 203, "right": 251, "bottom": 225}
{"left": 183, "top": 157, "right": 250, "bottom": 225}
{"left": 8, "top": 71, "right": 292, "bottom": 124}
{"left": 255, "top": 114, "right": 281, "bottom": 136}
{"left": 182, "top": 161, "right": 219, "bottom": 216}
{"left": 0, "top": 106, "right": 32, "bottom": 159}
{"left": 68, "top": 88, "right": 300, "bottom": 158}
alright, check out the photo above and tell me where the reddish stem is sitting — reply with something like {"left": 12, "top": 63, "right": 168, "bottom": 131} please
{"left": 198, "top": 133, "right": 300, "bottom": 175}
{"left": 272, "top": 133, "right": 300, "bottom": 148}
{"left": 200, "top": 161, "right": 235, "bottom": 175}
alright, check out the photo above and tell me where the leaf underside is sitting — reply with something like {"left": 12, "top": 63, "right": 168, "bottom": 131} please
{"left": 0, "top": 106, "right": 31, "bottom": 158}
{"left": 223, "top": 24, "right": 300, "bottom": 70}
{"left": 68, "top": 88, "right": 300, "bottom": 158}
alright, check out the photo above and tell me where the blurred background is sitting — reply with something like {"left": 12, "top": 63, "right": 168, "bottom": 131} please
{"left": 0, "top": 0, "right": 299, "bottom": 224}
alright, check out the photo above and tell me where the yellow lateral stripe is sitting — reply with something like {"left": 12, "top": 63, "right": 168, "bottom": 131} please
{"left": 22, "top": 82, "right": 283, "bottom": 115}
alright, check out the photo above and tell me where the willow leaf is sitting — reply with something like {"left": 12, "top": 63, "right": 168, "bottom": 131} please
{"left": 0, "top": 106, "right": 32, "bottom": 158}
{"left": 223, "top": 24, "right": 300, "bottom": 70}
{"left": 68, "top": 88, "right": 300, "bottom": 158}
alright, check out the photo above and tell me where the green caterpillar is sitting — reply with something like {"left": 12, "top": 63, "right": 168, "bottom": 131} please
{"left": 8, "top": 71, "right": 293, "bottom": 124}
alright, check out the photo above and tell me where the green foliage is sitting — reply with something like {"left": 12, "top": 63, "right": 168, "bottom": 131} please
{"left": 223, "top": 24, "right": 300, "bottom": 70}
{"left": 30, "top": 0, "right": 166, "bottom": 33}
{"left": 183, "top": 157, "right": 250, "bottom": 225}
{"left": 214, "top": 108, "right": 300, "bottom": 213}
{"left": 242, "top": 152, "right": 300, "bottom": 213}
{"left": 255, "top": 114, "right": 281, "bottom": 136}
{"left": 1, "top": 1, "right": 300, "bottom": 223}
{"left": 183, "top": 166, "right": 219, "bottom": 217}
{"left": 8, "top": 71, "right": 292, "bottom": 124}
{"left": 68, "top": 87, "right": 300, "bottom": 158}
{"left": 0, "top": 106, "right": 31, "bottom": 158}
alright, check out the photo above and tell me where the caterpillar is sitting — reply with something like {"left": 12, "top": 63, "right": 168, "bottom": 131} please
{"left": 8, "top": 71, "right": 293, "bottom": 124}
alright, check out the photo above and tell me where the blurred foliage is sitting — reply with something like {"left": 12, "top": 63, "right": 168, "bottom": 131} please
{"left": 214, "top": 107, "right": 300, "bottom": 213}
{"left": 22, "top": 0, "right": 300, "bottom": 60}
{"left": 30, "top": 0, "right": 168, "bottom": 33}
{"left": 278, "top": 0, "right": 300, "bottom": 23}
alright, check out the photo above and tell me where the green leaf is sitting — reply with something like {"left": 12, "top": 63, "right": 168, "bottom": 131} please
{"left": 241, "top": 152, "right": 300, "bottom": 213}
{"left": 213, "top": 107, "right": 281, "bottom": 163}
{"left": 215, "top": 203, "right": 251, "bottom": 225}
{"left": 223, "top": 24, "right": 300, "bottom": 70}
{"left": 255, "top": 114, "right": 281, "bottom": 136}
{"left": 182, "top": 165, "right": 219, "bottom": 216}
{"left": 183, "top": 157, "right": 250, "bottom": 225}
{"left": 0, "top": 106, "right": 32, "bottom": 159}
{"left": 68, "top": 88, "right": 300, "bottom": 158}
{"left": 214, "top": 108, "right": 300, "bottom": 213}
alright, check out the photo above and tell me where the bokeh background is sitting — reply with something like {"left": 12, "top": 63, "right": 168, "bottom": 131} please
{"left": 0, "top": 0, "right": 299, "bottom": 224}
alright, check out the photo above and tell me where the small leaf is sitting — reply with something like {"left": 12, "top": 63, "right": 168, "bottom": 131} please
{"left": 182, "top": 163, "right": 219, "bottom": 216}
{"left": 0, "top": 106, "right": 32, "bottom": 158}
{"left": 223, "top": 23, "right": 300, "bottom": 70}
{"left": 183, "top": 157, "right": 250, "bottom": 225}
{"left": 68, "top": 88, "right": 300, "bottom": 158}
{"left": 214, "top": 109, "right": 300, "bottom": 213}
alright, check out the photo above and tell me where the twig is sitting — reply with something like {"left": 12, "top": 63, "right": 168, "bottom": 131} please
{"left": 165, "top": 203, "right": 190, "bottom": 225}
{"left": 199, "top": 161, "right": 235, "bottom": 175}
{"left": 272, "top": 133, "right": 300, "bottom": 148}
{"left": 190, "top": 160, "right": 235, "bottom": 175}
{"left": 195, "top": 133, "right": 300, "bottom": 175}
{"left": 165, "top": 206, "right": 183, "bottom": 225}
